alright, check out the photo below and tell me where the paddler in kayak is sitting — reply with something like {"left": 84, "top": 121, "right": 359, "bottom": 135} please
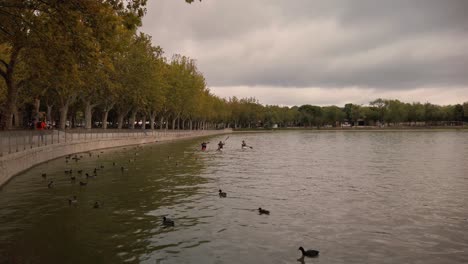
{"left": 201, "top": 141, "right": 209, "bottom": 151}
{"left": 217, "top": 141, "right": 225, "bottom": 151}
{"left": 242, "top": 140, "right": 252, "bottom": 149}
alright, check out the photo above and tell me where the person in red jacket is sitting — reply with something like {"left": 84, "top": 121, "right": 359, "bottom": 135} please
{"left": 37, "top": 119, "right": 46, "bottom": 143}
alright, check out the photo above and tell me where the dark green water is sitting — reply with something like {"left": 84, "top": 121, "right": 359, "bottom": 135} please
{"left": 1, "top": 131, "right": 468, "bottom": 263}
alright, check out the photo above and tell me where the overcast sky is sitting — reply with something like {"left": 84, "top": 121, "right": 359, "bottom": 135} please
{"left": 142, "top": 0, "right": 468, "bottom": 106}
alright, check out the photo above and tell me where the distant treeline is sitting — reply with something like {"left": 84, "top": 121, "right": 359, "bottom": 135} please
{"left": 243, "top": 99, "right": 468, "bottom": 129}
{"left": 1, "top": 1, "right": 466, "bottom": 130}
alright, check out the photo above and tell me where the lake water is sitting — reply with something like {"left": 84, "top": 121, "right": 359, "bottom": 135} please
{"left": 1, "top": 131, "right": 468, "bottom": 263}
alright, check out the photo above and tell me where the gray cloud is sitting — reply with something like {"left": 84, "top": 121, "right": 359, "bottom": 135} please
{"left": 142, "top": 0, "right": 468, "bottom": 95}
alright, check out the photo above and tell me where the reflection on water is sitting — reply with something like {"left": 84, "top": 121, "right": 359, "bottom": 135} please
{"left": 1, "top": 131, "right": 468, "bottom": 263}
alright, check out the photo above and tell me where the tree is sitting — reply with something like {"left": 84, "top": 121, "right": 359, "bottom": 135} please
{"left": 453, "top": 104, "right": 464, "bottom": 122}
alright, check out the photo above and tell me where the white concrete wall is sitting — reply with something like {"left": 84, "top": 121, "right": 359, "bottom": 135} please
{"left": 0, "top": 130, "right": 231, "bottom": 187}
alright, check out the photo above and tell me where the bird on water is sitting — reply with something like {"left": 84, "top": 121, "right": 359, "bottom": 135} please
{"left": 298, "top": 247, "right": 319, "bottom": 258}
{"left": 47, "top": 181, "right": 54, "bottom": 188}
{"left": 219, "top": 189, "right": 227, "bottom": 198}
{"left": 68, "top": 196, "right": 78, "bottom": 206}
{"left": 258, "top": 208, "right": 270, "bottom": 215}
{"left": 162, "top": 216, "right": 175, "bottom": 226}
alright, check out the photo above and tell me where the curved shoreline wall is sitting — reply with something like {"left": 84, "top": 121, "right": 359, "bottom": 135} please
{"left": 0, "top": 129, "right": 231, "bottom": 187}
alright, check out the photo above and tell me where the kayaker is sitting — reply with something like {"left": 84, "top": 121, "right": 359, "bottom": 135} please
{"left": 201, "top": 141, "right": 208, "bottom": 151}
{"left": 217, "top": 141, "right": 225, "bottom": 150}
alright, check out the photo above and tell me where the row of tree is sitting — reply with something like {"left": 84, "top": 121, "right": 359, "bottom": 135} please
{"left": 260, "top": 99, "right": 468, "bottom": 128}
{"left": 0, "top": 0, "right": 212, "bottom": 130}
{"left": 1, "top": 1, "right": 467, "bottom": 130}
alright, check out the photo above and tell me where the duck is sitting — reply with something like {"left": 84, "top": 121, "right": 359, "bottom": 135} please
{"left": 298, "top": 247, "right": 319, "bottom": 258}
{"left": 258, "top": 208, "right": 270, "bottom": 215}
{"left": 86, "top": 173, "right": 90, "bottom": 178}
{"left": 64, "top": 169, "right": 72, "bottom": 174}
{"left": 100, "top": 165, "right": 104, "bottom": 169}
{"left": 79, "top": 181, "right": 88, "bottom": 186}
{"left": 47, "top": 180, "right": 54, "bottom": 188}
{"left": 113, "top": 162, "right": 116, "bottom": 166}
{"left": 162, "top": 216, "right": 175, "bottom": 226}
{"left": 77, "top": 170, "right": 83, "bottom": 174}
{"left": 93, "top": 201, "right": 100, "bottom": 208}
{"left": 121, "top": 166, "right": 125, "bottom": 172}
{"left": 218, "top": 189, "right": 227, "bottom": 198}
{"left": 68, "top": 196, "right": 78, "bottom": 206}
{"left": 70, "top": 176, "right": 76, "bottom": 181}
{"left": 41, "top": 173, "right": 47, "bottom": 179}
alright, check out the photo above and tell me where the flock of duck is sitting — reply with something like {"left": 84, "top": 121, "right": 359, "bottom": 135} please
{"left": 40, "top": 142, "right": 320, "bottom": 260}
{"left": 41, "top": 150, "right": 130, "bottom": 209}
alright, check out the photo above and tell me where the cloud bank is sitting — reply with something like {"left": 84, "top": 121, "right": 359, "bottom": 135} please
{"left": 142, "top": 0, "right": 468, "bottom": 105}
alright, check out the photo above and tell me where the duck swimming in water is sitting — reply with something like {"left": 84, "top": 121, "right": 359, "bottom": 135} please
{"left": 162, "top": 216, "right": 175, "bottom": 226}
{"left": 79, "top": 181, "right": 87, "bottom": 186}
{"left": 298, "top": 247, "right": 319, "bottom": 258}
{"left": 258, "top": 208, "right": 270, "bottom": 215}
{"left": 93, "top": 201, "right": 100, "bottom": 208}
{"left": 47, "top": 181, "right": 54, "bottom": 188}
{"left": 68, "top": 196, "right": 78, "bottom": 206}
{"left": 218, "top": 189, "right": 227, "bottom": 198}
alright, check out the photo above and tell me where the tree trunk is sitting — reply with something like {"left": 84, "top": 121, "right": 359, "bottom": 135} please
{"left": 102, "top": 110, "right": 110, "bottom": 129}
{"left": 0, "top": 46, "right": 21, "bottom": 130}
{"left": 117, "top": 113, "right": 125, "bottom": 129}
{"left": 150, "top": 112, "right": 156, "bottom": 130}
{"left": 189, "top": 119, "right": 193, "bottom": 130}
{"left": 181, "top": 119, "right": 186, "bottom": 130}
{"left": 171, "top": 118, "right": 176, "bottom": 130}
{"left": 59, "top": 104, "right": 69, "bottom": 130}
{"left": 129, "top": 110, "right": 137, "bottom": 129}
{"left": 84, "top": 101, "right": 94, "bottom": 129}
{"left": 46, "top": 105, "right": 53, "bottom": 124}
{"left": 12, "top": 106, "right": 20, "bottom": 128}
{"left": 33, "top": 97, "right": 40, "bottom": 122}
{"left": 159, "top": 116, "right": 165, "bottom": 130}
{"left": 141, "top": 115, "right": 146, "bottom": 130}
